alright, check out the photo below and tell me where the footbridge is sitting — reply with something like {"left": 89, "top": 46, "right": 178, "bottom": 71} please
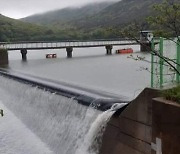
{"left": 0, "top": 39, "right": 138, "bottom": 61}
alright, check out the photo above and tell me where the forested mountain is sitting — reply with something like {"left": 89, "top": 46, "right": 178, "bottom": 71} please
{"left": 0, "top": 14, "right": 87, "bottom": 42}
{"left": 0, "top": 0, "right": 164, "bottom": 42}
{"left": 22, "top": 0, "right": 162, "bottom": 29}
{"left": 0, "top": 14, "right": 53, "bottom": 41}
{"left": 22, "top": 2, "right": 114, "bottom": 26}
{"left": 71, "top": 0, "right": 162, "bottom": 29}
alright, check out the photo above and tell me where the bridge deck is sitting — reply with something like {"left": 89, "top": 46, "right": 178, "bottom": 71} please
{"left": 0, "top": 40, "right": 138, "bottom": 50}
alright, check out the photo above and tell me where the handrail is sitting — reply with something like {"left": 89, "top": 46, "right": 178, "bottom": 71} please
{"left": 0, "top": 39, "right": 139, "bottom": 50}
{"left": 0, "top": 38, "right": 136, "bottom": 45}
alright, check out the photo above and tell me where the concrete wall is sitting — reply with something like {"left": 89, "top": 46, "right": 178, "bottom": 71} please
{"left": 100, "top": 88, "right": 180, "bottom": 154}
{"left": 100, "top": 88, "right": 160, "bottom": 154}
{"left": 152, "top": 98, "right": 180, "bottom": 154}
{"left": 0, "top": 48, "right": 8, "bottom": 66}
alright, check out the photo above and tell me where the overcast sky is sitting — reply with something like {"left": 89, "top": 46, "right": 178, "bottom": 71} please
{"left": 0, "top": 0, "right": 119, "bottom": 19}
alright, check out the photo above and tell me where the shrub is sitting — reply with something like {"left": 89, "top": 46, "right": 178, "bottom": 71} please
{"left": 162, "top": 85, "right": 180, "bottom": 104}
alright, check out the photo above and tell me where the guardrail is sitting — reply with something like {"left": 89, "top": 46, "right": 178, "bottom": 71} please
{"left": 0, "top": 39, "right": 138, "bottom": 50}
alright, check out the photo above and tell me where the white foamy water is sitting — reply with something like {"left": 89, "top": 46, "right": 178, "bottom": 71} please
{"left": 75, "top": 103, "right": 127, "bottom": 154}
{"left": 0, "top": 75, "right": 103, "bottom": 154}
{"left": 0, "top": 74, "right": 127, "bottom": 154}
{"left": 0, "top": 101, "right": 53, "bottom": 154}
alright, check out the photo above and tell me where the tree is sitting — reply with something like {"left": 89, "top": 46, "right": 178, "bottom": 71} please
{"left": 120, "top": 0, "right": 180, "bottom": 77}
{"left": 147, "top": 0, "right": 180, "bottom": 78}
{"left": 147, "top": 0, "right": 180, "bottom": 38}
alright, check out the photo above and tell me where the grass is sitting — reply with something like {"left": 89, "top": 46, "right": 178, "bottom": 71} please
{"left": 162, "top": 85, "right": 180, "bottom": 104}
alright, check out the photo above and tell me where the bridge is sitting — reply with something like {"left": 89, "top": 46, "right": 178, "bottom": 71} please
{"left": 0, "top": 39, "right": 138, "bottom": 61}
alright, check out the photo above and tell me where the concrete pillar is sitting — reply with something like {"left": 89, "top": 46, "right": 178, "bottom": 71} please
{"left": 66, "top": 47, "right": 73, "bottom": 58}
{"left": 105, "top": 45, "right": 113, "bottom": 55}
{"left": 21, "top": 49, "right": 27, "bottom": 61}
{"left": 140, "top": 43, "right": 151, "bottom": 52}
{"left": 152, "top": 98, "right": 180, "bottom": 154}
{"left": 0, "top": 48, "right": 8, "bottom": 66}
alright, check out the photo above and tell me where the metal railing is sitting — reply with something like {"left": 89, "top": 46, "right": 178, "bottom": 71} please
{"left": 151, "top": 37, "right": 180, "bottom": 88}
{"left": 0, "top": 39, "right": 138, "bottom": 50}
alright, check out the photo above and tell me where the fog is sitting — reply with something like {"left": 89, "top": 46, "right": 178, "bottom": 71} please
{"left": 0, "top": 0, "right": 119, "bottom": 19}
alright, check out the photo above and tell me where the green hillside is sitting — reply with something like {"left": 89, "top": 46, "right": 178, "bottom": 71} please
{"left": 0, "top": 14, "right": 88, "bottom": 42}
{"left": 72, "top": 0, "right": 162, "bottom": 29}
{"left": 22, "top": 0, "right": 162, "bottom": 30}
{"left": 0, "top": 0, "right": 165, "bottom": 42}
{"left": 22, "top": 2, "right": 114, "bottom": 27}
{"left": 0, "top": 14, "right": 55, "bottom": 41}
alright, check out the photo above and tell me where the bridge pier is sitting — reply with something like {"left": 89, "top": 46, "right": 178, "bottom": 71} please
{"left": 21, "top": 49, "right": 27, "bottom": 61}
{"left": 66, "top": 47, "right": 73, "bottom": 58}
{"left": 0, "top": 48, "right": 8, "bottom": 66}
{"left": 105, "top": 45, "right": 113, "bottom": 55}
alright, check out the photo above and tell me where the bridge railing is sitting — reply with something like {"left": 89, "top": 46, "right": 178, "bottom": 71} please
{"left": 0, "top": 38, "right": 134, "bottom": 44}
{"left": 0, "top": 39, "right": 138, "bottom": 50}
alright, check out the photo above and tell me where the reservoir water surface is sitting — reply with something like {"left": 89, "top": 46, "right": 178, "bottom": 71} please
{"left": 7, "top": 44, "right": 151, "bottom": 99}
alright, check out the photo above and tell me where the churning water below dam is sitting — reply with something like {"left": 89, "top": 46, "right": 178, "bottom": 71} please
{"left": 0, "top": 75, "right": 127, "bottom": 154}
{"left": 0, "top": 45, "right": 150, "bottom": 153}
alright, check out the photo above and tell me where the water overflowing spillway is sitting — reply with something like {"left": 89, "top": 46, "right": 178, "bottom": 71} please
{"left": 0, "top": 74, "right": 128, "bottom": 154}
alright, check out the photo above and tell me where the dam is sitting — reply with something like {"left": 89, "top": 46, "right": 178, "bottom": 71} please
{"left": 0, "top": 43, "right": 179, "bottom": 154}
{"left": 0, "top": 45, "right": 152, "bottom": 154}
{"left": 0, "top": 72, "right": 128, "bottom": 154}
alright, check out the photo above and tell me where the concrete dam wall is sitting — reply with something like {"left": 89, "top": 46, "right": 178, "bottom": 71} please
{"left": 100, "top": 88, "right": 159, "bottom": 154}
{"left": 0, "top": 69, "right": 128, "bottom": 154}
{"left": 100, "top": 88, "right": 180, "bottom": 154}
{"left": 0, "top": 69, "right": 179, "bottom": 154}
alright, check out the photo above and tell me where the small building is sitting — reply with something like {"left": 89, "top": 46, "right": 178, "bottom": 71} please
{"left": 140, "top": 31, "right": 153, "bottom": 42}
{"left": 140, "top": 31, "right": 153, "bottom": 52}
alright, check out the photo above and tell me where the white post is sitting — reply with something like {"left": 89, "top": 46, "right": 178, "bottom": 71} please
{"left": 151, "top": 138, "right": 162, "bottom": 154}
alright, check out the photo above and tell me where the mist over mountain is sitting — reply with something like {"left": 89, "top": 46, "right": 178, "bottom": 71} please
{"left": 0, "top": 0, "right": 163, "bottom": 42}
{"left": 21, "top": 2, "right": 114, "bottom": 26}
{"left": 71, "top": 0, "right": 162, "bottom": 29}
{"left": 22, "top": 0, "right": 162, "bottom": 29}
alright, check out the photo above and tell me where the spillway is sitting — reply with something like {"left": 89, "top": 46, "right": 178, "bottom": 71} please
{"left": 0, "top": 73, "right": 128, "bottom": 154}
